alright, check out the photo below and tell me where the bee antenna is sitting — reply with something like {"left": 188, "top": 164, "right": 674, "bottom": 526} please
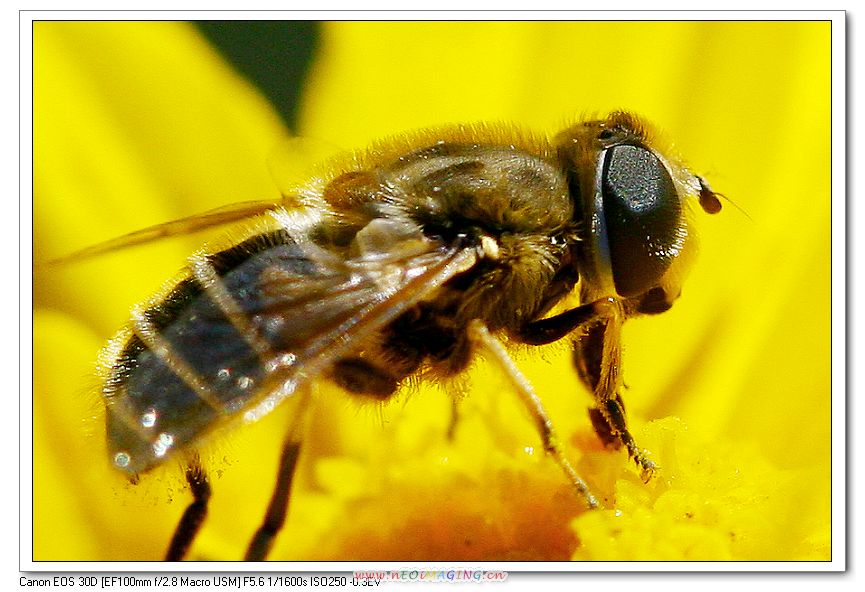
{"left": 697, "top": 175, "right": 752, "bottom": 222}
{"left": 716, "top": 191, "right": 753, "bottom": 222}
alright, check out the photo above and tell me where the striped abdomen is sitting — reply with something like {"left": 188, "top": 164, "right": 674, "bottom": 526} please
{"left": 103, "top": 229, "right": 313, "bottom": 475}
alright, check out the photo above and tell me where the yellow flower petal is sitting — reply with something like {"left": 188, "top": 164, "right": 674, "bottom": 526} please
{"left": 571, "top": 418, "right": 830, "bottom": 560}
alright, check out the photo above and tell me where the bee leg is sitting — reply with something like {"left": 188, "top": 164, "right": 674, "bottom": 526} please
{"left": 572, "top": 307, "right": 656, "bottom": 481}
{"left": 516, "top": 299, "right": 656, "bottom": 480}
{"left": 587, "top": 405, "right": 620, "bottom": 449}
{"left": 165, "top": 454, "right": 211, "bottom": 561}
{"left": 244, "top": 439, "right": 303, "bottom": 561}
{"left": 515, "top": 298, "right": 618, "bottom": 346}
{"left": 601, "top": 394, "right": 655, "bottom": 481}
{"left": 244, "top": 386, "right": 312, "bottom": 561}
{"left": 467, "top": 319, "right": 599, "bottom": 509}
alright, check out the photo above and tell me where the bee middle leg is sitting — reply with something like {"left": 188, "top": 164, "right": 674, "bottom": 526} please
{"left": 516, "top": 298, "right": 656, "bottom": 481}
{"left": 467, "top": 320, "right": 598, "bottom": 509}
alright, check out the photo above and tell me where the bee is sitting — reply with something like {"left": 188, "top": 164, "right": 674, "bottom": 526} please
{"left": 79, "top": 111, "right": 721, "bottom": 561}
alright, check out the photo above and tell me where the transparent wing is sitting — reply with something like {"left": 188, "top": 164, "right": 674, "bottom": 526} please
{"left": 45, "top": 133, "right": 373, "bottom": 269}
{"left": 45, "top": 136, "right": 348, "bottom": 267}
{"left": 44, "top": 199, "right": 282, "bottom": 266}
{"left": 246, "top": 234, "right": 478, "bottom": 415}
{"left": 104, "top": 224, "right": 478, "bottom": 474}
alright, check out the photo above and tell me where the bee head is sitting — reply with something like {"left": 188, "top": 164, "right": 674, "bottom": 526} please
{"left": 556, "top": 112, "right": 718, "bottom": 310}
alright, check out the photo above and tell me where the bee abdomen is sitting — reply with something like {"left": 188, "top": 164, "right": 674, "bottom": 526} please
{"left": 104, "top": 231, "right": 311, "bottom": 475}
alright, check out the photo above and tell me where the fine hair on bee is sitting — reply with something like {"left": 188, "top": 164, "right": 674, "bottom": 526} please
{"left": 65, "top": 111, "right": 722, "bottom": 560}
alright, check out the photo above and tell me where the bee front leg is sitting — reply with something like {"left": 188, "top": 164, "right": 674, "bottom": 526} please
{"left": 467, "top": 320, "right": 598, "bottom": 509}
{"left": 571, "top": 302, "right": 656, "bottom": 482}
{"left": 166, "top": 454, "right": 211, "bottom": 561}
{"left": 516, "top": 298, "right": 656, "bottom": 481}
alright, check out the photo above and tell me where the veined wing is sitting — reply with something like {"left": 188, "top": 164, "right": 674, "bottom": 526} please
{"left": 44, "top": 199, "right": 283, "bottom": 266}
{"left": 103, "top": 215, "right": 478, "bottom": 474}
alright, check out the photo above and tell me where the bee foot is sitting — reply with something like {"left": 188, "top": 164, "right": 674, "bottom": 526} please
{"left": 634, "top": 455, "right": 657, "bottom": 482}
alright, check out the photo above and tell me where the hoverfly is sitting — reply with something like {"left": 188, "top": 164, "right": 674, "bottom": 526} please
{"left": 72, "top": 111, "right": 721, "bottom": 561}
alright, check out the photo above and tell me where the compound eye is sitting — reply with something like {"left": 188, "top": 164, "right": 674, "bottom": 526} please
{"left": 601, "top": 144, "right": 683, "bottom": 297}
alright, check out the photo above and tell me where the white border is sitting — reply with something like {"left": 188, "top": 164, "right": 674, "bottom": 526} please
{"left": 17, "top": 9, "right": 848, "bottom": 578}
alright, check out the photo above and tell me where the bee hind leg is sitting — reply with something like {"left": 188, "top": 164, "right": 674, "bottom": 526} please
{"left": 166, "top": 454, "right": 211, "bottom": 561}
{"left": 245, "top": 386, "right": 312, "bottom": 561}
{"left": 244, "top": 439, "right": 304, "bottom": 561}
